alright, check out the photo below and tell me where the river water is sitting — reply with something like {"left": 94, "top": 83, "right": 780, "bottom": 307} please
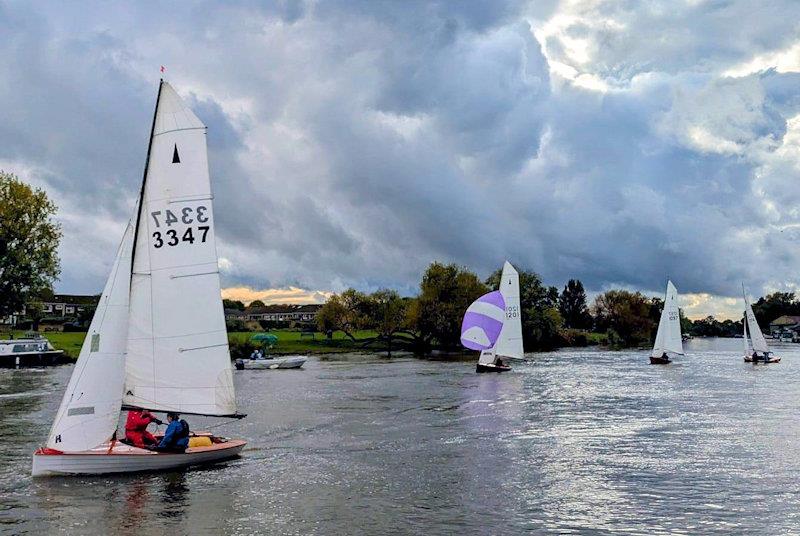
{"left": 2, "top": 338, "right": 800, "bottom": 535}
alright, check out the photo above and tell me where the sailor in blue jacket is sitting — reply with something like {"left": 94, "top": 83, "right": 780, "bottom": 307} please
{"left": 155, "top": 412, "right": 190, "bottom": 452}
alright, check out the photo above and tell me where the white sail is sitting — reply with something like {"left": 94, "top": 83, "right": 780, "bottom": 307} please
{"left": 46, "top": 219, "right": 134, "bottom": 451}
{"left": 743, "top": 291, "right": 768, "bottom": 353}
{"left": 651, "top": 280, "right": 683, "bottom": 358}
{"left": 123, "top": 81, "right": 236, "bottom": 416}
{"left": 493, "top": 261, "right": 524, "bottom": 360}
{"left": 743, "top": 310, "right": 749, "bottom": 355}
{"left": 478, "top": 349, "right": 495, "bottom": 365}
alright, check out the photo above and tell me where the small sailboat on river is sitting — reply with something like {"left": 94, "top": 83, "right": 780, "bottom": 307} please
{"left": 461, "top": 261, "right": 523, "bottom": 373}
{"left": 649, "top": 280, "right": 683, "bottom": 364}
{"left": 742, "top": 286, "right": 779, "bottom": 363}
{"left": 32, "top": 80, "right": 246, "bottom": 476}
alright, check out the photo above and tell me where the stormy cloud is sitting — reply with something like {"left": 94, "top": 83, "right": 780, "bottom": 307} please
{"left": 1, "top": 1, "right": 799, "bottom": 316}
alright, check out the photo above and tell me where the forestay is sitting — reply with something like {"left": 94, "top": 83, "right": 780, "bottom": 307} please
{"left": 651, "top": 280, "right": 683, "bottom": 358}
{"left": 492, "top": 261, "right": 524, "bottom": 361}
{"left": 47, "top": 220, "right": 134, "bottom": 451}
{"left": 744, "top": 293, "right": 768, "bottom": 353}
{"left": 124, "top": 81, "right": 236, "bottom": 416}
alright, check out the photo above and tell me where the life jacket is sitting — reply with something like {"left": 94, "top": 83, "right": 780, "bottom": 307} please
{"left": 178, "top": 419, "right": 190, "bottom": 439}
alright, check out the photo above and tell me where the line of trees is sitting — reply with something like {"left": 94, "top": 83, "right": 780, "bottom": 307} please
{"left": 316, "top": 263, "right": 661, "bottom": 353}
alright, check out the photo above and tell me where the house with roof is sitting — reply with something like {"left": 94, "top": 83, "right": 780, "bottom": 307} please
{"left": 245, "top": 304, "right": 322, "bottom": 323}
{"left": 769, "top": 315, "right": 800, "bottom": 340}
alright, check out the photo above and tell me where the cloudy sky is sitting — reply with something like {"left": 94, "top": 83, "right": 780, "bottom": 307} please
{"left": 2, "top": 1, "right": 800, "bottom": 319}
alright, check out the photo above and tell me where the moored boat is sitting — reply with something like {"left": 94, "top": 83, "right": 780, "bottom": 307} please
{"left": 649, "top": 280, "right": 683, "bottom": 365}
{"left": 32, "top": 79, "right": 246, "bottom": 477}
{"left": 0, "top": 335, "right": 65, "bottom": 367}
{"left": 460, "top": 261, "right": 523, "bottom": 373}
{"left": 235, "top": 355, "right": 307, "bottom": 369}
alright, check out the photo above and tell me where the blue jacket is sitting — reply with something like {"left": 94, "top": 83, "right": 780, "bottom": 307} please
{"left": 159, "top": 420, "right": 189, "bottom": 450}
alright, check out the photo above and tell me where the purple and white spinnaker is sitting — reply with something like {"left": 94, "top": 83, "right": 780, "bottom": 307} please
{"left": 460, "top": 291, "right": 506, "bottom": 351}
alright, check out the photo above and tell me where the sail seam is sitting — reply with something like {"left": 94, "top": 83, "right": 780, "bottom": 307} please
{"left": 178, "top": 343, "right": 228, "bottom": 353}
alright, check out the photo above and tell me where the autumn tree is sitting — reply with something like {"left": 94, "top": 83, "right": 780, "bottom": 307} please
{"left": 592, "top": 290, "right": 655, "bottom": 347}
{"left": 414, "top": 262, "right": 488, "bottom": 349}
{"left": 0, "top": 171, "right": 61, "bottom": 318}
{"left": 316, "top": 288, "right": 370, "bottom": 341}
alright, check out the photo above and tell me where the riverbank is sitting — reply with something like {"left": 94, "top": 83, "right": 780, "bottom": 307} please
{"left": 7, "top": 330, "right": 384, "bottom": 360}
{"left": 7, "top": 329, "right": 612, "bottom": 360}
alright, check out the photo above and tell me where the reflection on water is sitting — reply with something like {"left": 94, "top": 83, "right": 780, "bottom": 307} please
{"left": 3, "top": 338, "right": 800, "bottom": 534}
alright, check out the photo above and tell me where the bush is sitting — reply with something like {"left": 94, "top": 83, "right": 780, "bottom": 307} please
{"left": 228, "top": 338, "right": 259, "bottom": 360}
{"left": 226, "top": 319, "right": 248, "bottom": 332}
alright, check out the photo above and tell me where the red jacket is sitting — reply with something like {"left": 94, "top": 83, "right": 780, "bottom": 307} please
{"left": 125, "top": 410, "right": 156, "bottom": 432}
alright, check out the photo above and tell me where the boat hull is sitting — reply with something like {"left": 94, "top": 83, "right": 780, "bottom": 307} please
{"left": 476, "top": 363, "right": 512, "bottom": 373}
{"left": 743, "top": 355, "right": 781, "bottom": 364}
{"left": 649, "top": 356, "right": 671, "bottom": 365}
{"left": 236, "top": 356, "right": 307, "bottom": 370}
{"left": 32, "top": 438, "right": 246, "bottom": 477}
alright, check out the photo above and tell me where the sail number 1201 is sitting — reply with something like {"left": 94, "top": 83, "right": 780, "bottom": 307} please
{"left": 150, "top": 207, "right": 210, "bottom": 249}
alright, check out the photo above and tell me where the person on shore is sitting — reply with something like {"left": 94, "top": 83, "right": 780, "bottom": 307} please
{"left": 124, "top": 409, "right": 161, "bottom": 448}
{"left": 153, "top": 412, "right": 190, "bottom": 453}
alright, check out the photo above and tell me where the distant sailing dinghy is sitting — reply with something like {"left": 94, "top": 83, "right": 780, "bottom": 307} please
{"left": 649, "top": 281, "right": 684, "bottom": 365}
{"left": 742, "top": 287, "right": 779, "bottom": 364}
{"left": 32, "top": 80, "right": 246, "bottom": 476}
{"left": 461, "top": 261, "right": 523, "bottom": 373}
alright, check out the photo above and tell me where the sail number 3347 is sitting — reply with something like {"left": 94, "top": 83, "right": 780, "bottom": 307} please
{"left": 150, "top": 207, "right": 210, "bottom": 248}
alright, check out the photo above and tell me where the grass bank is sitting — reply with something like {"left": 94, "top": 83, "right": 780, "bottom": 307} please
{"left": 7, "top": 330, "right": 381, "bottom": 360}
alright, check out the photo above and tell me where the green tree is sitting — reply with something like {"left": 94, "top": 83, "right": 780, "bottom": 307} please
{"left": 486, "top": 267, "right": 563, "bottom": 351}
{"left": 592, "top": 290, "right": 655, "bottom": 347}
{"left": 559, "top": 279, "right": 591, "bottom": 329}
{"left": 0, "top": 172, "right": 62, "bottom": 318}
{"left": 364, "top": 289, "right": 409, "bottom": 356}
{"left": 223, "top": 299, "right": 245, "bottom": 310}
{"left": 751, "top": 292, "right": 800, "bottom": 327}
{"left": 316, "top": 288, "right": 370, "bottom": 341}
{"left": 248, "top": 299, "right": 266, "bottom": 308}
{"left": 414, "top": 262, "right": 488, "bottom": 350}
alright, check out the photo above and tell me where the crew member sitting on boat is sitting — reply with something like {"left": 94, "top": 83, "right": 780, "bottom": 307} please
{"left": 124, "top": 410, "right": 162, "bottom": 448}
{"left": 153, "top": 412, "right": 190, "bottom": 453}
{"left": 250, "top": 349, "right": 263, "bottom": 360}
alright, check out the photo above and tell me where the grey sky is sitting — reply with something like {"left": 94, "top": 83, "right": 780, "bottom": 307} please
{"left": 2, "top": 1, "right": 799, "bottom": 318}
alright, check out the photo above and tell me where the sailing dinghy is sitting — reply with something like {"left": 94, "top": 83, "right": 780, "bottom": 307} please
{"left": 461, "top": 261, "right": 523, "bottom": 373}
{"left": 742, "top": 286, "right": 779, "bottom": 363}
{"left": 32, "top": 80, "right": 246, "bottom": 476}
{"left": 649, "top": 280, "right": 683, "bottom": 364}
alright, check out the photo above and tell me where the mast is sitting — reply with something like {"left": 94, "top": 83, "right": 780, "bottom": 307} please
{"left": 130, "top": 79, "right": 164, "bottom": 276}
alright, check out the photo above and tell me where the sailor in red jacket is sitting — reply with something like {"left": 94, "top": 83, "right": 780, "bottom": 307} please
{"left": 124, "top": 410, "right": 161, "bottom": 448}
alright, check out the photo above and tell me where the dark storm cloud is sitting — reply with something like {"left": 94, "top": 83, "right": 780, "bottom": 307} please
{"left": 2, "top": 0, "right": 800, "bottom": 312}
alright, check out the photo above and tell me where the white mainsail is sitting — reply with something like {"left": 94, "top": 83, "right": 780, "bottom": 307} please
{"left": 123, "top": 81, "right": 236, "bottom": 416}
{"left": 743, "top": 309, "right": 749, "bottom": 355}
{"left": 46, "top": 219, "right": 134, "bottom": 451}
{"left": 651, "top": 280, "right": 683, "bottom": 358}
{"left": 743, "top": 290, "right": 768, "bottom": 353}
{"left": 491, "top": 261, "right": 524, "bottom": 361}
